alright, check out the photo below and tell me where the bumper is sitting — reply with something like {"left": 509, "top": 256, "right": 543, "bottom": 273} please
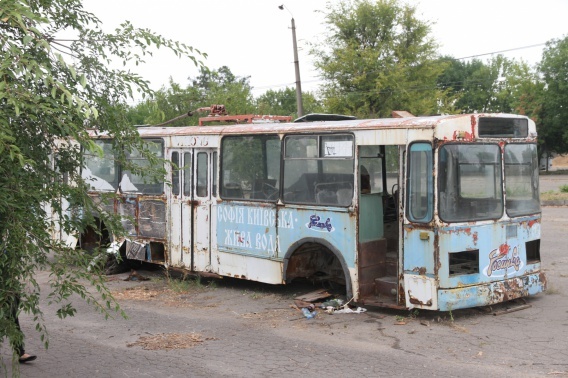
{"left": 437, "top": 272, "right": 547, "bottom": 311}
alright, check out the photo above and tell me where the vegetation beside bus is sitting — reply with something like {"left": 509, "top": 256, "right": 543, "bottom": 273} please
{"left": 0, "top": 0, "right": 203, "bottom": 362}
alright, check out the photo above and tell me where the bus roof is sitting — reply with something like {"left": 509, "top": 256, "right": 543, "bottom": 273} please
{"left": 88, "top": 113, "right": 535, "bottom": 140}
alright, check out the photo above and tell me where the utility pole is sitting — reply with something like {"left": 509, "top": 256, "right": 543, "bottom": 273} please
{"left": 279, "top": 5, "right": 304, "bottom": 117}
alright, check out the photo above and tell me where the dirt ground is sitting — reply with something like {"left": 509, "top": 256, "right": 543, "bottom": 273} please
{"left": 551, "top": 155, "right": 568, "bottom": 170}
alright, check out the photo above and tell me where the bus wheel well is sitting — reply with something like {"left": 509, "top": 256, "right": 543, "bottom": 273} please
{"left": 284, "top": 241, "right": 352, "bottom": 298}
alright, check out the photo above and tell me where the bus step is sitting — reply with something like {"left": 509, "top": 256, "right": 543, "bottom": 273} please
{"left": 375, "top": 276, "right": 397, "bottom": 297}
{"left": 385, "top": 252, "right": 398, "bottom": 276}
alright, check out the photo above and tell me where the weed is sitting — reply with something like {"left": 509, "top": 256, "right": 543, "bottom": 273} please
{"left": 250, "top": 292, "right": 261, "bottom": 300}
{"left": 395, "top": 315, "right": 405, "bottom": 322}
{"left": 447, "top": 304, "right": 454, "bottom": 322}
{"left": 560, "top": 184, "right": 568, "bottom": 193}
{"left": 168, "top": 277, "right": 192, "bottom": 293}
{"left": 164, "top": 272, "right": 214, "bottom": 293}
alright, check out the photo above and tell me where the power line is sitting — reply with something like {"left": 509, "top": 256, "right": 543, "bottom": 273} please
{"left": 454, "top": 43, "right": 547, "bottom": 60}
{"left": 251, "top": 42, "right": 549, "bottom": 93}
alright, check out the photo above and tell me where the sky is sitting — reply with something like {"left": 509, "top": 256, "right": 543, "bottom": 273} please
{"left": 82, "top": 0, "right": 568, "bottom": 99}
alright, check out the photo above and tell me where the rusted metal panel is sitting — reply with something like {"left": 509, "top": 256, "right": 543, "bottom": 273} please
{"left": 215, "top": 251, "right": 284, "bottom": 284}
{"left": 357, "top": 239, "right": 387, "bottom": 298}
{"left": 437, "top": 216, "right": 541, "bottom": 289}
{"left": 138, "top": 199, "right": 166, "bottom": 239}
{"left": 404, "top": 274, "right": 438, "bottom": 309}
{"left": 437, "top": 272, "right": 546, "bottom": 311}
{"left": 403, "top": 226, "right": 436, "bottom": 276}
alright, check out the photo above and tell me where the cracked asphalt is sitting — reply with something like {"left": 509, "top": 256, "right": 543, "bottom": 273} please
{"left": 2, "top": 177, "right": 568, "bottom": 377}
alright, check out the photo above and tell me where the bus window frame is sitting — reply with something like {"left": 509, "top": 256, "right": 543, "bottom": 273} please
{"left": 282, "top": 133, "right": 355, "bottom": 207}
{"left": 504, "top": 142, "right": 540, "bottom": 217}
{"left": 120, "top": 138, "right": 165, "bottom": 195}
{"left": 438, "top": 142, "right": 504, "bottom": 223}
{"left": 219, "top": 134, "right": 282, "bottom": 202}
{"left": 406, "top": 141, "right": 433, "bottom": 223}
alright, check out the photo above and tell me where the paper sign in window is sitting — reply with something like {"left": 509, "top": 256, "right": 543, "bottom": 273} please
{"left": 323, "top": 141, "right": 353, "bottom": 157}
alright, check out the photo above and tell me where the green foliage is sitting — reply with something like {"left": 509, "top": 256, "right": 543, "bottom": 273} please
{"left": 437, "top": 55, "right": 538, "bottom": 114}
{"left": 255, "top": 87, "right": 323, "bottom": 118}
{"left": 539, "top": 36, "right": 568, "bottom": 156}
{"left": 311, "top": 0, "right": 451, "bottom": 118}
{"left": 560, "top": 185, "right": 568, "bottom": 193}
{"left": 0, "top": 0, "right": 203, "bottom": 363}
{"left": 127, "top": 66, "right": 255, "bottom": 126}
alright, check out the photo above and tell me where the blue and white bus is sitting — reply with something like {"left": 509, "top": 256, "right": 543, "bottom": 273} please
{"left": 78, "top": 112, "right": 546, "bottom": 311}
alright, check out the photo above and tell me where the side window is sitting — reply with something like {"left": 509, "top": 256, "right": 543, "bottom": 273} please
{"left": 183, "top": 152, "right": 191, "bottom": 197}
{"left": 171, "top": 152, "right": 180, "bottom": 196}
{"left": 406, "top": 142, "right": 433, "bottom": 223}
{"left": 283, "top": 134, "right": 354, "bottom": 206}
{"left": 359, "top": 146, "right": 383, "bottom": 194}
{"left": 196, "top": 152, "right": 208, "bottom": 198}
{"left": 220, "top": 135, "right": 281, "bottom": 201}
{"left": 121, "top": 139, "right": 164, "bottom": 194}
{"left": 83, "top": 140, "right": 119, "bottom": 191}
{"left": 212, "top": 152, "right": 218, "bottom": 197}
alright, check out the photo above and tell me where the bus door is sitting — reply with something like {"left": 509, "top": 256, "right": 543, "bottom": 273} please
{"left": 403, "top": 142, "right": 437, "bottom": 309}
{"left": 192, "top": 149, "right": 214, "bottom": 271}
{"left": 168, "top": 150, "right": 192, "bottom": 268}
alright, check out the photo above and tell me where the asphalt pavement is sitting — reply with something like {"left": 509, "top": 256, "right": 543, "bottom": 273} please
{"left": 1, "top": 175, "right": 567, "bottom": 377}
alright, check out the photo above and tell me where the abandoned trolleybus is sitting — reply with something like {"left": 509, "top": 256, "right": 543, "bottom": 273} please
{"left": 76, "top": 113, "right": 546, "bottom": 311}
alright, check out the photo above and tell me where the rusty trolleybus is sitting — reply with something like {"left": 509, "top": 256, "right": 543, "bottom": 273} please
{"left": 80, "top": 113, "right": 546, "bottom": 311}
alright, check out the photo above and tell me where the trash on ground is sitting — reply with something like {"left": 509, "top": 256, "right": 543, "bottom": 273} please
{"left": 320, "top": 299, "right": 344, "bottom": 310}
{"left": 301, "top": 307, "right": 317, "bottom": 319}
{"left": 333, "top": 306, "right": 367, "bottom": 314}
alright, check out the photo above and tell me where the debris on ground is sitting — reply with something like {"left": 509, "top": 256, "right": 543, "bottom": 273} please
{"left": 294, "top": 289, "right": 332, "bottom": 303}
{"left": 124, "top": 269, "right": 150, "bottom": 281}
{"left": 112, "top": 286, "right": 164, "bottom": 301}
{"left": 333, "top": 306, "right": 367, "bottom": 314}
{"left": 492, "top": 304, "right": 532, "bottom": 316}
{"left": 301, "top": 307, "right": 317, "bottom": 319}
{"left": 127, "top": 332, "right": 215, "bottom": 350}
{"left": 293, "top": 292, "right": 366, "bottom": 317}
{"left": 294, "top": 299, "right": 315, "bottom": 309}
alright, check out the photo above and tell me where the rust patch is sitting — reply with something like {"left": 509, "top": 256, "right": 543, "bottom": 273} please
{"left": 412, "top": 266, "right": 427, "bottom": 275}
{"left": 539, "top": 272, "right": 547, "bottom": 290}
{"left": 408, "top": 290, "right": 432, "bottom": 306}
{"left": 453, "top": 130, "right": 474, "bottom": 141}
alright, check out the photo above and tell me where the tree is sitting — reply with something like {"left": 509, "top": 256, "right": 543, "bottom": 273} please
{"left": 255, "top": 87, "right": 323, "bottom": 117}
{"left": 127, "top": 66, "right": 255, "bottom": 126}
{"left": 437, "top": 55, "right": 530, "bottom": 114}
{"left": 127, "top": 78, "right": 202, "bottom": 126}
{"left": 195, "top": 66, "right": 255, "bottom": 116}
{"left": 311, "top": 0, "right": 451, "bottom": 118}
{"left": 0, "top": 0, "right": 202, "bottom": 365}
{"left": 539, "top": 36, "right": 568, "bottom": 156}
